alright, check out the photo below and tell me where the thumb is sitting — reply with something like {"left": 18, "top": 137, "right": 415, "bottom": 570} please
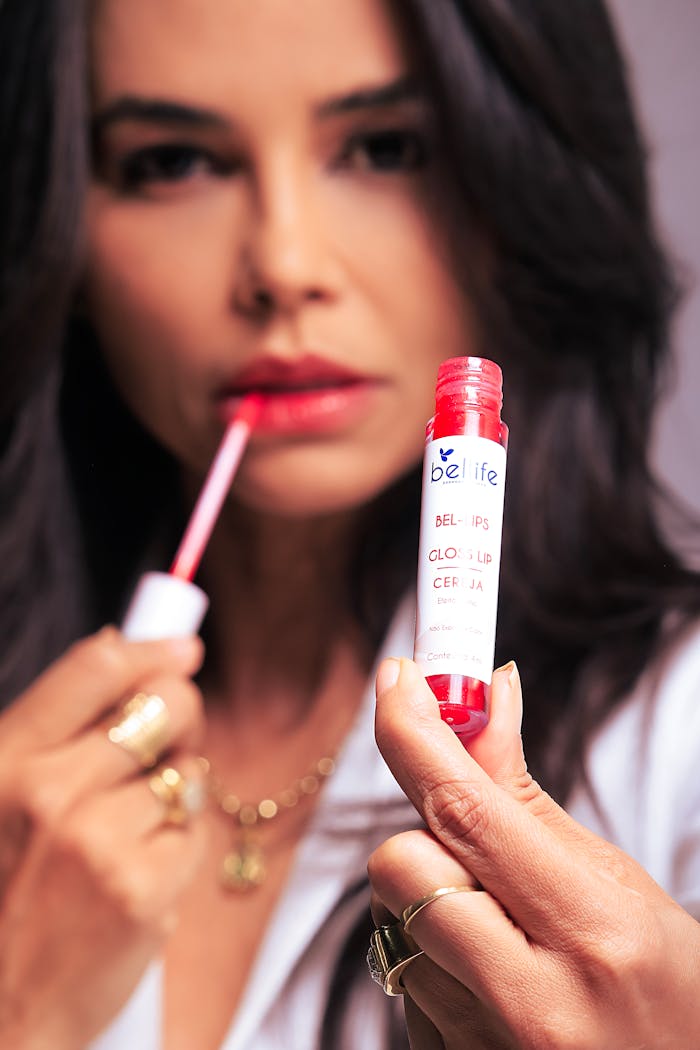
{"left": 464, "top": 661, "right": 529, "bottom": 791}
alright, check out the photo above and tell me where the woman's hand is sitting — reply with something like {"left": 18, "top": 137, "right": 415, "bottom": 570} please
{"left": 0, "top": 627, "right": 207, "bottom": 1050}
{"left": 368, "top": 659, "right": 700, "bottom": 1050}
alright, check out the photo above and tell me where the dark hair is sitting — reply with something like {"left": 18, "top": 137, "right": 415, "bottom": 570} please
{"left": 0, "top": 0, "right": 89, "bottom": 700}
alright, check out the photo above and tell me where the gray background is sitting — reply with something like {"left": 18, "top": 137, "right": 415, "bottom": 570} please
{"left": 609, "top": 0, "right": 700, "bottom": 551}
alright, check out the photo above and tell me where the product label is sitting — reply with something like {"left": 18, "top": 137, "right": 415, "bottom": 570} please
{"left": 415, "top": 435, "right": 506, "bottom": 685}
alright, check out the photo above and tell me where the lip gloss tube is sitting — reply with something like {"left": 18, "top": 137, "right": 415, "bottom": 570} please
{"left": 414, "top": 356, "right": 508, "bottom": 738}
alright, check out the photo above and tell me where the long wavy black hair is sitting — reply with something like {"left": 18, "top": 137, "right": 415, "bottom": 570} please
{"left": 2, "top": 0, "right": 699, "bottom": 800}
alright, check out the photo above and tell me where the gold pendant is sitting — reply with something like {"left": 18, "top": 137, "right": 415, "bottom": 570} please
{"left": 221, "top": 837, "right": 266, "bottom": 892}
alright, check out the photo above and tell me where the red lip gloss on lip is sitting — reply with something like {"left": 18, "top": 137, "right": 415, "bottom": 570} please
{"left": 220, "top": 382, "right": 375, "bottom": 434}
{"left": 121, "top": 393, "right": 263, "bottom": 640}
{"left": 414, "top": 357, "right": 508, "bottom": 738}
{"left": 218, "top": 355, "right": 380, "bottom": 434}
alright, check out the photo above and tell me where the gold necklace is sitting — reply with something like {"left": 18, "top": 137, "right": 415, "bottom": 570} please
{"left": 200, "top": 755, "right": 337, "bottom": 892}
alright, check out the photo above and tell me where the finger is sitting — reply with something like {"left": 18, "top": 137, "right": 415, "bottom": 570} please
{"left": 81, "top": 754, "right": 206, "bottom": 839}
{"left": 369, "top": 889, "right": 396, "bottom": 928}
{"left": 369, "top": 881, "right": 461, "bottom": 1050}
{"left": 63, "top": 773, "right": 209, "bottom": 927}
{"left": 121, "top": 818, "right": 208, "bottom": 924}
{"left": 4, "top": 628, "right": 204, "bottom": 748}
{"left": 369, "top": 840, "right": 502, "bottom": 1038}
{"left": 72, "top": 672, "right": 204, "bottom": 787}
{"left": 369, "top": 828, "right": 479, "bottom": 901}
{"left": 374, "top": 658, "right": 610, "bottom": 940}
{"left": 16, "top": 676, "right": 206, "bottom": 820}
{"left": 402, "top": 956, "right": 514, "bottom": 1050}
{"left": 369, "top": 829, "right": 544, "bottom": 1030}
{"left": 141, "top": 819, "right": 208, "bottom": 911}
{"left": 404, "top": 994, "right": 446, "bottom": 1050}
{"left": 143, "top": 755, "right": 207, "bottom": 836}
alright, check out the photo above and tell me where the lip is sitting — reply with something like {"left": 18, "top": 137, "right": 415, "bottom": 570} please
{"left": 216, "top": 354, "right": 381, "bottom": 433}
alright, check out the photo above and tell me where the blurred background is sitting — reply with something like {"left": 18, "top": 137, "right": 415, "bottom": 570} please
{"left": 609, "top": 0, "right": 700, "bottom": 554}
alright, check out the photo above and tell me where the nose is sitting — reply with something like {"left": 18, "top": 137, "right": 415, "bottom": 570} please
{"left": 232, "top": 160, "right": 338, "bottom": 320}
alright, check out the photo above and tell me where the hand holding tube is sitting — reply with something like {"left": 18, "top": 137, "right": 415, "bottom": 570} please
{"left": 368, "top": 659, "right": 700, "bottom": 1049}
{"left": 0, "top": 630, "right": 206, "bottom": 1049}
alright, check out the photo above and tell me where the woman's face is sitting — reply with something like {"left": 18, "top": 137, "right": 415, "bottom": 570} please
{"left": 86, "top": 0, "right": 477, "bottom": 516}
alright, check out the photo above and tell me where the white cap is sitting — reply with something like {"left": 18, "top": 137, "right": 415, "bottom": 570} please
{"left": 121, "top": 571, "right": 209, "bottom": 641}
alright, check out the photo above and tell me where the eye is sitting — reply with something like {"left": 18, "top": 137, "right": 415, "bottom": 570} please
{"left": 117, "top": 143, "right": 223, "bottom": 191}
{"left": 340, "top": 129, "right": 429, "bottom": 173}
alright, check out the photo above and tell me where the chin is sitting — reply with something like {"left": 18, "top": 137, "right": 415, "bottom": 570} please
{"left": 230, "top": 482, "right": 374, "bottom": 519}
{"left": 231, "top": 471, "right": 395, "bottom": 520}
{"left": 227, "top": 441, "right": 424, "bottom": 519}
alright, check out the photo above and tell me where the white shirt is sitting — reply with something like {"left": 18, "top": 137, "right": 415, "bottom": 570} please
{"left": 91, "top": 602, "right": 700, "bottom": 1049}
{"left": 567, "top": 619, "right": 700, "bottom": 919}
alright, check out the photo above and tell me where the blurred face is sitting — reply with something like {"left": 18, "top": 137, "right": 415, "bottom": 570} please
{"left": 86, "top": 0, "right": 476, "bottom": 516}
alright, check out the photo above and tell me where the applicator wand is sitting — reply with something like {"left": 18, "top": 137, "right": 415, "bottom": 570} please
{"left": 121, "top": 394, "right": 263, "bottom": 641}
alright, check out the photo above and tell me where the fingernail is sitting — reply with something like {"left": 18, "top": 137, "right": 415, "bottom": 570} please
{"left": 167, "top": 635, "right": 204, "bottom": 666}
{"left": 493, "top": 660, "right": 519, "bottom": 688}
{"left": 376, "top": 657, "right": 401, "bottom": 698}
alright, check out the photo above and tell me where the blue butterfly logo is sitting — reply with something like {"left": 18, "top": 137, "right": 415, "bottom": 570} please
{"left": 439, "top": 447, "right": 454, "bottom": 462}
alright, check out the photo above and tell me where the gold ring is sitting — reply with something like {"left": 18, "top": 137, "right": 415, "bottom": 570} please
{"left": 367, "top": 923, "right": 424, "bottom": 996}
{"left": 107, "top": 692, "right": 171, "bottom": 769}
{"left": 401, "top": 885, "right": 476, "bottom": 934}
{"left": 148, "top": 766, "right": 205, "bottom": 826}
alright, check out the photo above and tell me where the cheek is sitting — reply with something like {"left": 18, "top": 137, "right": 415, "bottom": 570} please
{"left": 84, "top": 236, "right": 195, "bottom": 428}
{"left": 84, "top": 197, "right": 225, "bottom": 360}
{"left": 82, "top": 206, "right": 210, "bottom": 447}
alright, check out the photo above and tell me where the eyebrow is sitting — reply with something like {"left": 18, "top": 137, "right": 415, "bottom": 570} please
{"left": 91, "top": 97, "right": 230, "bottom": 135}
{"left": 315, "top": 76, "right": 425, "bottom": 117}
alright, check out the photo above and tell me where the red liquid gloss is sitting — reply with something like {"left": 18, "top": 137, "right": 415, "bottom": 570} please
{"left": 414, "top": 357, "right": 508, "bottom": 738}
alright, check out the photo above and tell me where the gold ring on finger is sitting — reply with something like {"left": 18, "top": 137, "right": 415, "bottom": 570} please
{"left": 148, "top": 766, "right": 205, "bottom": 827}
{"left": 367, "top": 922, "right": 424, "bottom": 996}
{"left": 401, "top": 884, "right": 476, "bottom": 935}
{"left": 107, "top": 692, "right": 171, "bottom": 769}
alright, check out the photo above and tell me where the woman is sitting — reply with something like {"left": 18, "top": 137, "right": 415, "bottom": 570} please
{"left": 1, "top": 1, "right": 698, "bottom": 1048}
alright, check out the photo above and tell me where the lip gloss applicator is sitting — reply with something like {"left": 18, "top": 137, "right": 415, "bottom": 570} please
{"left": 121, "top": 393, "right": 263, "bottom": 641}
